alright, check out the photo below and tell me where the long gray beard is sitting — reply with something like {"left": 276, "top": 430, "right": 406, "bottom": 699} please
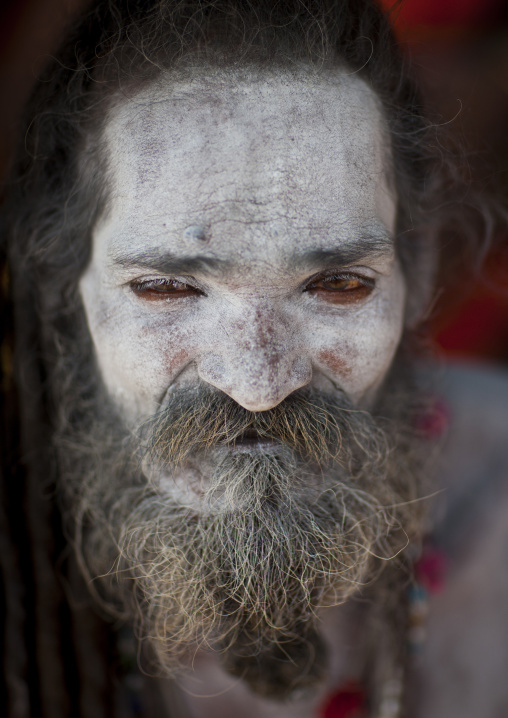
{"left": 57, "top": 378, "right": 426, "bottom": 699}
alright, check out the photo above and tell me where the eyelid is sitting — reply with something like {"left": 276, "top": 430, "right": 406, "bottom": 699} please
{"left": 302, "top": 267, "right": 376, "bottom": 290}
{"left": 125, "top": 274, "right": 204, "bottom": 291}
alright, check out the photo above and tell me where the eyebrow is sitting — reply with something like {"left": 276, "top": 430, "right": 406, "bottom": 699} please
{"left": 290, "top": 233, "right": 394, "bottom": 271}
{"left": 109, "top": 229, "right": 394, "bottom": 277}
{"left": 109, "top": 249, "right": 229, "bottom": 276}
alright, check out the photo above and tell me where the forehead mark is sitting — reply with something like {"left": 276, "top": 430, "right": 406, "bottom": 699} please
{"left": 184, "top": 225, "right": 208, "bottom": 243}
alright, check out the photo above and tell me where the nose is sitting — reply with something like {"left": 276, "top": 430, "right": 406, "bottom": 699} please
{"left": 197, "top": 306, "right": 312, "bottom": 411}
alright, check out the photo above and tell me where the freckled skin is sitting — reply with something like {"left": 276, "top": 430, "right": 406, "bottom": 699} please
{"left": 317, "top": 348, "right": 354, "bottom": 377}
{"left": 79, "top": 69, "right": 406, "bottom": 425}
{"left": 164, "top": 346, "right": 190, "bottom": 377}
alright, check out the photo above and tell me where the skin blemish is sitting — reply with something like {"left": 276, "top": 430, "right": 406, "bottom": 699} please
{"left": 254, "top": 308, "right": 275, "bottom": 350}
{"left": 318, "top": 349, "right": 353, "bottom": 377}
{"left": 164, "top": 347, "right": 190, "bottom": 376}
{"left": 183, "top": 225, "right": 208, "bottom": 243}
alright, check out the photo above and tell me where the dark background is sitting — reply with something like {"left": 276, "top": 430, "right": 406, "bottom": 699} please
{"left": 379, "top": 0, "right": 508, "bottom": 364}
{"left": 1, "top": 0, "right": 507, "bottom": 365}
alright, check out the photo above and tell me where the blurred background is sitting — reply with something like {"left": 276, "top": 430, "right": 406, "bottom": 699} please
{"left": 0, "top": 0, "right": 507, "bottom": 365}
{"left": 378, "top": 0, "right": 508, "bottom": 365}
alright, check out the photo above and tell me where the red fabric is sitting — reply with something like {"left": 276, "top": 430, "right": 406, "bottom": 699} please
{"left": 434, "top": 293, "right": 508, "bottom": 360}
{"left": 320, "top": 682, "right": 367, "bottom": 718}
{"left": 377, "top": 0, "right": 504, "bottom": 27}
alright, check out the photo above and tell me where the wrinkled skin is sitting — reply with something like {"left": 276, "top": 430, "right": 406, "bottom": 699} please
{"left": 80, "top": 69, "right": 406, "bottom": 443}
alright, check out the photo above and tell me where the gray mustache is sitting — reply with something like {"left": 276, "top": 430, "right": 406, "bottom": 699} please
{"left": 140, "top": 386, "right": 387, "bottom": 470}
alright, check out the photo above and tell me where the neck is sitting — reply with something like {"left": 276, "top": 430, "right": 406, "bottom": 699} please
{"left": 163, "top": 578, "right": 408, "bottom": 718}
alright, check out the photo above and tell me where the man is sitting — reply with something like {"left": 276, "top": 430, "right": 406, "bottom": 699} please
{"left": 1, "top": 1, "right": 507, "bottom": 717}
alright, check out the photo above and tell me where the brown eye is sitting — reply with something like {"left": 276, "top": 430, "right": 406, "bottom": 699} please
{"left": 130, "top": 278, "right": 201, "bottom": 301}
{"left": 305, "top": 274, "right": 374, "bottom": 304}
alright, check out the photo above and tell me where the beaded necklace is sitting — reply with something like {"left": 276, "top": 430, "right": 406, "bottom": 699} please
{"left": 319, "top": 667, "right": 403, "bottom": 718}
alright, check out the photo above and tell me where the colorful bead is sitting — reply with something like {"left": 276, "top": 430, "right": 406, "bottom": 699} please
{"left": 320, "top": 680, "right": 367, "bottom": 718}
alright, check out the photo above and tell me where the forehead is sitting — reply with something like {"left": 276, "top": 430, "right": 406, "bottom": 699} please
{"left": 98, "top": 69, "right": 395, "bottom": 261}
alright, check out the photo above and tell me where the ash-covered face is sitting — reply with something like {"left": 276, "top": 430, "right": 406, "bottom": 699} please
{"left": 73, "top": 70, "right": 416, "bottom": 695}
{"left": 80, "top": 70, "right": 405, "bottom": 417}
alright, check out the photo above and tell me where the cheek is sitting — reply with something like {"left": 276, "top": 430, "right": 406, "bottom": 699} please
{"left": 164, "top": 346, "right": 192, "bottom": 376}
{"left": 313, "top": 292, "right": 406, "bottom": 401}
{"left": 316, "top": 323, "right": 401, "bottom": 401}
{"left": 81, "top": 291, "right": 196, "bottom": 416}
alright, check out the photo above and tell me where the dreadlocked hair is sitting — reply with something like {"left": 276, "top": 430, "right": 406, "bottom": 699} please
{"left": 1, "top": 1, "right": 503, "bottom": 717}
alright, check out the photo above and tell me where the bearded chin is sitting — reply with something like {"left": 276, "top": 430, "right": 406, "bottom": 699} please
{"left": 112, "top": 451, "right": 391, "bottom": 691}
{"left": 62, "top": 379, "right": 424, "bottom": 700}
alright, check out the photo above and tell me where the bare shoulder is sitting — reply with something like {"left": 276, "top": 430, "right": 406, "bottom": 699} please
{"left": 415, "top": 363, "right": 508, "bottom": 718}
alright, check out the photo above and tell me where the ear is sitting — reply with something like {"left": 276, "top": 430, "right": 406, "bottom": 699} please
{"left": 398, "top": 227, "right": 439, "bottom": 328}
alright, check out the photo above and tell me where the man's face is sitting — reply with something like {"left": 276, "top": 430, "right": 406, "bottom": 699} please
{"left": 80, "top": 69, "right": 406, "bottom": 433}
{"left": 72, "top": 70, "right": 416, "bottom": 694}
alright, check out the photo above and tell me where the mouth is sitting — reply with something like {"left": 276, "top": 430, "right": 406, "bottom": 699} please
{"left": 231, "top": 429, "right": 279, "bottom": 453}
